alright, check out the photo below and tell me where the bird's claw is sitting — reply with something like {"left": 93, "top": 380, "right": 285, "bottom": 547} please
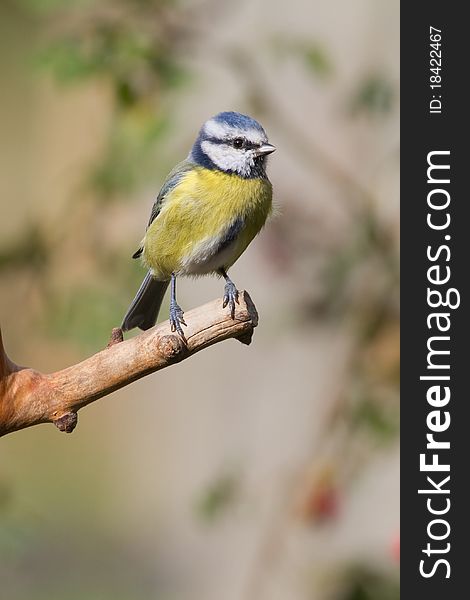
{"left": 169, "top": 302, "right": 186, "bottom": 338}
{"left": 223, "top": 281, "right": 239, "bottom": 319}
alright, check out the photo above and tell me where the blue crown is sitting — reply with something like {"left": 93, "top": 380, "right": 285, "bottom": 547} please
{"left": 213, "top": 111, "right": 265, "bottom": 133}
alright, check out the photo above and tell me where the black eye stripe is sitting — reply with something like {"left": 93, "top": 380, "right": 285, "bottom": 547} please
{"left": 204, "top": 136, "right": 259, "bottom": 150}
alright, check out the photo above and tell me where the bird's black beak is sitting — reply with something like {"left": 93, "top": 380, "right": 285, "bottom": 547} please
{"left": 254, "top": 143, "right": 276, "bottom": 157}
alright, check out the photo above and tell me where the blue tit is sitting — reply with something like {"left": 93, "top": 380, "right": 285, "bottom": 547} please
{"left": 121, "top": 111, "right": 276, "bottom": 337}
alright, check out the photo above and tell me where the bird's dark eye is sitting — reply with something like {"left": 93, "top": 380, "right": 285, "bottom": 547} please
{"left": 232, "top": 137, "right": 244, "bottom": 149}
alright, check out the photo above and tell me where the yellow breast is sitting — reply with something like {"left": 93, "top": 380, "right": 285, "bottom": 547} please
{"left": 143, "top": 167, "right": 272, "bottom": 278}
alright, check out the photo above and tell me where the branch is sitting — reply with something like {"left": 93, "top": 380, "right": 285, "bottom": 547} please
{"left": 0, "top": 291, "right": 258, "bottom": 437}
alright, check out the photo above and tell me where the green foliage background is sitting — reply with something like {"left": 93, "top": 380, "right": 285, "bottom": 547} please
{"left": 1, "top": 1, "right": 399, "bottom": 598}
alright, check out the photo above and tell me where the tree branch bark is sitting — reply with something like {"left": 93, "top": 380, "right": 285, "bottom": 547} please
{"left": 0, "top": 291, "right": 258, "bottom": 437}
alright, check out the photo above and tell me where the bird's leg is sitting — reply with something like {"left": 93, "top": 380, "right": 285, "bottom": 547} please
{"left": 169, "top": 273, "right": 186, "bottom": 337}
{"left": 219, "top": 268, "right": 239, "bottom": 319}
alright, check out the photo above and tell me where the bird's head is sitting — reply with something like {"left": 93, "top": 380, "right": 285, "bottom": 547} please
{"left": 190, "top": 111, "right": 275, "bottom": 178}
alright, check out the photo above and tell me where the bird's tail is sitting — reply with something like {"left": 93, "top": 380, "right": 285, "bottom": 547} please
{"left": 121, "top": 271, "right": 169, "bottom": 332}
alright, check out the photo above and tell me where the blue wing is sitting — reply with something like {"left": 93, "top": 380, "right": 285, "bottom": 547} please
{"left": 132, "top": 159, "right": 196, "bottom": 259}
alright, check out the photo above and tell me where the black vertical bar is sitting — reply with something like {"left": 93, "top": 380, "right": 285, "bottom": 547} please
{"left": 401, "top": 3, "right": 468, "bottom": 597}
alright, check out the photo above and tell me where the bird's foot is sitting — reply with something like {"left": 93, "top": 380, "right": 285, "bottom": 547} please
{"left": 222, "top": 281, "right": 239, "bottom": 319}
{"left": 169, "top": 301, "right": 186, "bottom": 338}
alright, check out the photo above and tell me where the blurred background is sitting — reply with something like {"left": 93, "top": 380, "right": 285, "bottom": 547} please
{"left": 0, "top": 0, "right": 399, "bottom": 598}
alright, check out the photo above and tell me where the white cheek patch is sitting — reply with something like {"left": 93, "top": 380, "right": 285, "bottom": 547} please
{"left": 201, "top": 140, "right": 255, "bottom": 176}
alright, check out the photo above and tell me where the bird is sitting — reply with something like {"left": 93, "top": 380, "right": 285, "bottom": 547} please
{"left": 121, "top": 111, "right": 275, "bottom": 338}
